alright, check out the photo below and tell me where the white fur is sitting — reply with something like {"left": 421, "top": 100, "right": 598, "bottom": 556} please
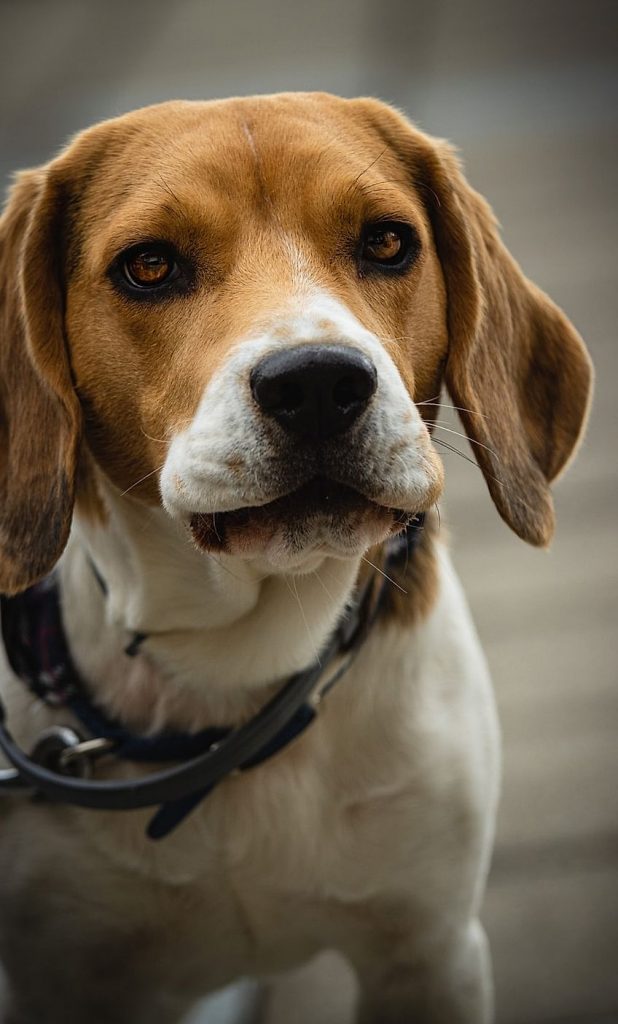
{"left": 0, "top": 289, "right": 498, "bottom": 1024}
{"left": 160, "top": 292, "right": 442, "bottom": 542}
{"left": 0, "top": 471, "right": 499, "bottom": 1023}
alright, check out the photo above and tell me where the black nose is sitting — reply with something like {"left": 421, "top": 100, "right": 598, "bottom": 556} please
{"left": 250, "top": 345, "right": 377, "bottom": 441}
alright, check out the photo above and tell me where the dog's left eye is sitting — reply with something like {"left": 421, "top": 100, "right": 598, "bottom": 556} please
{"left": 359, "top": 221, "right": 419, "bottom": 273}
{"left": 121, "top": 245, "right": 178, "bottom": 288}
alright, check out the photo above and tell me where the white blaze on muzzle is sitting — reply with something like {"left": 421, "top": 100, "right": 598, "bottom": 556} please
{"left": 160, "top": 292, "right": 442, "bottom": 533}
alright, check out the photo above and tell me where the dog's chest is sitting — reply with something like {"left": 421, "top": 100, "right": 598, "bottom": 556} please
{"left": 0, "top": 566, "right": 499, "bottom": 997}
{"left": 0, "top": 688, "right": 423, "bottom": 989}
{"left": 172, "top": 755, "right": 424, "bottom": 969}
{"left": 92, "top": 669, "right": 423, "bottom": 899}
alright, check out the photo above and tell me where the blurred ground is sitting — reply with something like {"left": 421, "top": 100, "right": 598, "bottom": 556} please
{"left": 1, "top": 2, "right": 616, "bottom": 1022}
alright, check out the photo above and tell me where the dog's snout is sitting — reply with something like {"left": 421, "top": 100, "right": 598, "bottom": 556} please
{"left": 250, "top": 345, "right": 377, "bottom": 441}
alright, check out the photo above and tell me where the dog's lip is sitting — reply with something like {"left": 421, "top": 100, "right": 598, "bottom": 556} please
{"left": 191, "top": 477, "right": 376, "bottom": 527}
{"left": 188, "top": 476, "right": 406, "bottom": 550}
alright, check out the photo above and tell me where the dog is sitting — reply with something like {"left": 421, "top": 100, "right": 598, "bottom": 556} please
{"left": 0, "top": 93, "right": 592, "bottom": 1024}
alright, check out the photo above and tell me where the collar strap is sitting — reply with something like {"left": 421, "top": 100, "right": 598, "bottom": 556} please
{"left": 0, "top": 516, "right": 424, "bottom": 838}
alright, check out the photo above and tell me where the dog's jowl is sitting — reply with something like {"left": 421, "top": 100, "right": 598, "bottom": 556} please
{"left": 0, "top": 94, "right": 592, "bottom": 1024}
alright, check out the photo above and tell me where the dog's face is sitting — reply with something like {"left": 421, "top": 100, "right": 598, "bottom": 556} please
{"left": 65, "top": 96, "right": 448, "bottom": 571}
{"left": 0, "top": 94, "right": 592, "bottom": 589}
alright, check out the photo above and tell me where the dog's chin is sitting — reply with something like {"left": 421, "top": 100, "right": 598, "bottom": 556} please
{"left": 188, "top": 477, "right": 405, "bottom": 570}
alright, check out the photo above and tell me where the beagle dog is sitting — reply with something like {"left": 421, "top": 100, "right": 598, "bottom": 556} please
{"left": 0, "top": 93, "right": 591, "bottom": 1024}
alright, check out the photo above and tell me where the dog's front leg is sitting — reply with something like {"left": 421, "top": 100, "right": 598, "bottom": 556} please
{"left": 352, "top": 918, "right": 493, "bottom": 1024}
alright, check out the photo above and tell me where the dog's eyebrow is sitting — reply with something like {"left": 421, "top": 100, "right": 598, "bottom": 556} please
{"left": 154, "top": 174, "right": 184, "bottom": 213}
{"left": 345, "top": 147, "right": 389, "bottom": 196}
{"left": 95, "top": 196, "right": 208, "bottom": 266}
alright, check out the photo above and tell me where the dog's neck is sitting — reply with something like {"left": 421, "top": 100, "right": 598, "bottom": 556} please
{"left": 59, "top": 479, "right": 361, "bottom": 732}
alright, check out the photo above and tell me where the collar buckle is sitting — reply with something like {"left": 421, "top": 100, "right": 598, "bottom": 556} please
{"left": 30, "top": 727, "right": 116, "bottom": 780}
{"left": 58, "top": 736, "right": 117, "bottom": 773}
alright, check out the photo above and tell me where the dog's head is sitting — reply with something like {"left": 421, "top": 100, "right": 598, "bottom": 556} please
{"left": 0, "top": 94, "right": 592, "bottom": 589}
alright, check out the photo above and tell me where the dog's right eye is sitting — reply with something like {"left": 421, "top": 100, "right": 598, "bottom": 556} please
{"left": 121, "top": 244, "right": 178, "bottom": 289}
{"left": 108, "top": 241, "right": 194, "bottom": 301}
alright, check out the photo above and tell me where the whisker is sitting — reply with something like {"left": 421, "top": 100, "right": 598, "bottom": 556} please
{"left": 140, "top": 417, "right": 193, "bottom": 446}
{"left": 311, "top": 136, "right": 344, "bottom": 172}
{"left": 432, "top": 437, "right": 480, "bottom": 470}
{"left": 141, "top": 429, "right": 170, "bottom": 445}
{"left": 188, "top": 515, "right": 272, "bottom": 585}
{"left": 312, "top": 570, "right": 336, "bottom": 605}
{"left": 286, "top": 576, "right": 321, "bottom": 667}
{"left": 356, "top": 179, "right": 405, "bottom": 198}
{"left": 346, "top": 148, "right": 388, "bottom": 195}
{"left": 361, "top": 555, "right": 407, "bottom": 595}
{"left": 433, "top": 440, "right": 539, "bottom": 518}
{"left": 120, "top": 465, "right": 165, "bottom": 497}
{"left": 383, "top": 389, "right": 487, "bottom": 420}
{"left": 411, "top": 179, "right": 442, "bottom": 208}
{"left": 156, "top": 174, "right": 183, "bottom": 209}
{"left": 318, "top": 563, "right": 349, "bottom": 590}
{"left": 432, "top": 423, "right": 498, "bottom": 460}
{"left": 206, "top": 551, "right": 269, "bottom": 586}
{"left": 417, "top": 399, "right": 490, "bottom": 420}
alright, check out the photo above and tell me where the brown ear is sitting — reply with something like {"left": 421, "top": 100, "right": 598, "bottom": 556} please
{"left": 0, "top": 168, "right": 81, "bottom": 593}
{"left": 359, "top": 99, "right": 593, "bottom": 546}
{"left": 420, "top": 141, "right": 592, "bottom": 546}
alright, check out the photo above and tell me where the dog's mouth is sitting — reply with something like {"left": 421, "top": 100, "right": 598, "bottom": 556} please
{"left": 189, "top": 476, "right": 406, "bottom": 557}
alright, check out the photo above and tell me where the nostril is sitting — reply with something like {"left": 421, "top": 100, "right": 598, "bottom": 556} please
{"left": 274, "top": 379, "right": 304, "bottom": 416}
{"left": 333, "top": 371, "right": 376, "bottom": 411}
{"left": 251, "top": 371, "right": 302, "bottom": 417}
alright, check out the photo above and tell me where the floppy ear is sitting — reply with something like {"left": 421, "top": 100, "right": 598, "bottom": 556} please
{"left": 359, "top": 100, "right": 593, "bottom": 546}
{"left": 0, "top": 167, "right": 82, "bottom": 593}
{"left": 418, "top": 140, "right": 593, "bottom": 546}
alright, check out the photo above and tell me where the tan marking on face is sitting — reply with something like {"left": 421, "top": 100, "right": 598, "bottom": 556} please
{"left": 371, "top": 513, "right": 441, "bottom": 627}
{"left": 74, "top": 450, "right": 108, "bottom": 525}
{"left": 58, "top": 94, "right": 449, "bottom": 510}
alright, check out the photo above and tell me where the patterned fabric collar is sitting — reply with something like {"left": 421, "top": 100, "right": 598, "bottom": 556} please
{"left": 0, "top": 574, "right": 258, "bottom": 835}
{"left": 2, "top": 574, "right": 82, "bottom": 707}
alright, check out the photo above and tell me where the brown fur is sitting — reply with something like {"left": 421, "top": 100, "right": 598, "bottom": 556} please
{"left": 0, "top": 171, "right": 82, "bottom": 594}
{"left": 378, "top": 513, "right": 441, "bottom": 627}
{"left": 358, "top": 99, "right": 593, "bottom": 545}
{"left": 0, "top": 93, "right": 592, "bottom": 596}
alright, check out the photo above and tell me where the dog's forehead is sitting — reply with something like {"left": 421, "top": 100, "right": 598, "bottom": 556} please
{"left": 79, "top": 94, "right": 418, "bottom": 237}
{"left": 114, "top": 93, "right": 387, "bottom": 173}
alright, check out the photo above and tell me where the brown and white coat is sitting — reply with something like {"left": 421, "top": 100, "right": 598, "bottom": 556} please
{"left": 0, "top": 93, "right": 591, "bottom": 1024}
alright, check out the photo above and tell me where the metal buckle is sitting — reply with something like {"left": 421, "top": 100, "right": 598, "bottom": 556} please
{"left": 0, "top": 766, "right": 28, "bottom": 791}
{"left": 30, "top": 727, "right": 116, "bottom": 779}
{"left": 59, "top": 737, "right": 117, "bottom": 771}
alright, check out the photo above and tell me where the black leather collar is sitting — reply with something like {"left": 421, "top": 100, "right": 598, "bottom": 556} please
{"left": 0, "top": 516, "right": 424, "bottom": 839}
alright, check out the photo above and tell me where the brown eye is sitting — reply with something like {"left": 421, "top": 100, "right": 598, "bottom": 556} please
{"left": 123, "top": 247, "right": 176, "bottom": 288}
{"left": 364, "top": 228, "right": 402, "bottom": 262}
{"left": 110, "top": 241, "right": 192, "bottom": 301}
{"left": 360, "top": 221, "right": 419, "bottom": 273}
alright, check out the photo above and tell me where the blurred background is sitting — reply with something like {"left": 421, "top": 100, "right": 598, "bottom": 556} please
{"left": 1, "top": 1, "right": 616, "bottom": 1022}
